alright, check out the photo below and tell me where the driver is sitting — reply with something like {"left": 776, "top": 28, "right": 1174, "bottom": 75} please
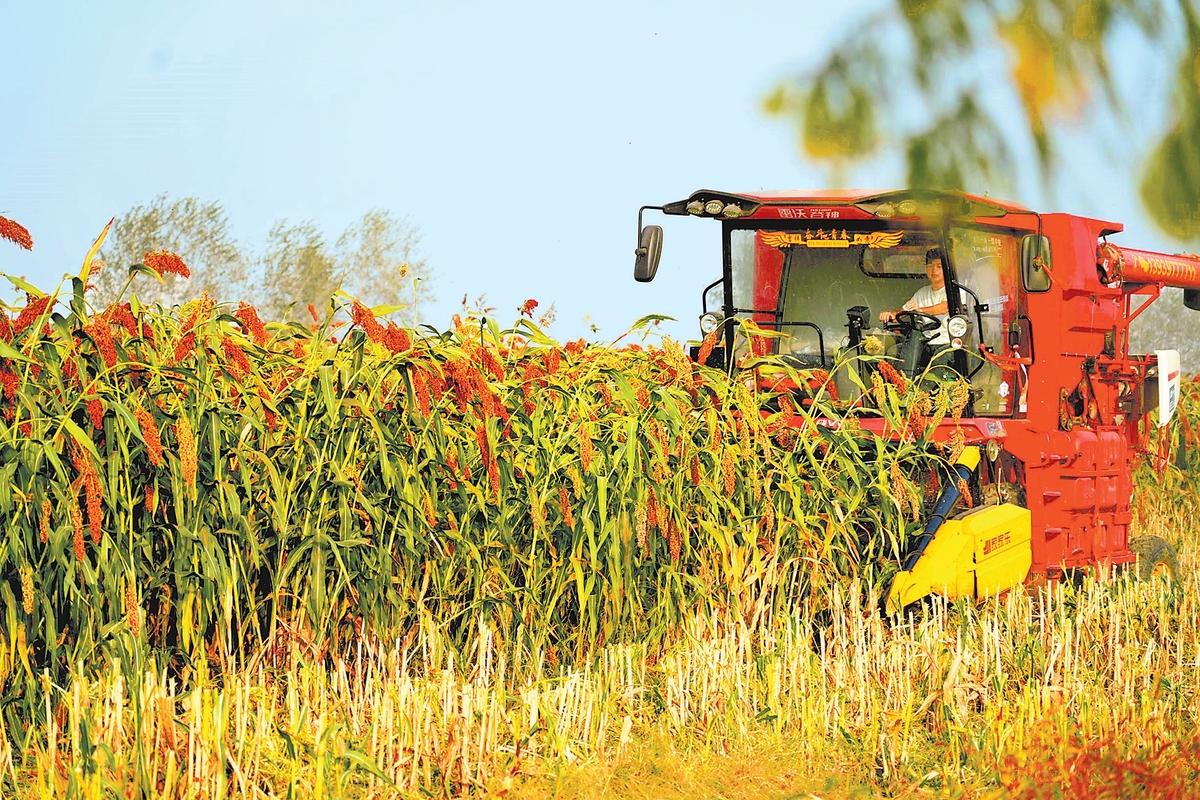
{"left": 877, "top": 247, "right": 964, "bottom": 345}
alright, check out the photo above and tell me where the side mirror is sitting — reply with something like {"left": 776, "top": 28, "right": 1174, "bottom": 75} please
{"left": 1185, "top": 288, "right": 1200, "bottom": 311}
{"left": 634, "top": 225, "right": 663, "bottom": 283}
{"left": 1021, "top": 234, "right": 1052, "bottom": 292}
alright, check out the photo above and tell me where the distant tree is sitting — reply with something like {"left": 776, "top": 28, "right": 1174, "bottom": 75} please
{"left": 257, "top": 220, "right": 340, "bottom": 323}
{"left": 335, "top": 210, "right": 431, "bottom": 326}
{"left": 98, "top": 197, "right": 431, "bottom": 324}
{"left": 95, "top": 195, "right": 246, "bottom": 306}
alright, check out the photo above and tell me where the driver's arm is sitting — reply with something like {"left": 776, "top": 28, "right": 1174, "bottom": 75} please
{"left": 915, "top": 299, "right": 949, "bottom": 315}
{"left": 880, "top": 298, "right": 948, "bottom": 322}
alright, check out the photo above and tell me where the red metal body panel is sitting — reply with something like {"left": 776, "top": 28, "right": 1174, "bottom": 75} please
{"left": 999, "top": 214, "right": 1141, "bottom": 576}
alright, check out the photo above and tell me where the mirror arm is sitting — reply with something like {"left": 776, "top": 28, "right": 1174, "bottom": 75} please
{"left": 700, "top": 277, "right": 723, "bottom": 315}
{"left": 638, "top": 205, "right": 664, "bottom": 241}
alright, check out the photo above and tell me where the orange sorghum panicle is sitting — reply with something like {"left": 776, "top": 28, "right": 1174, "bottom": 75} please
{"left": 475, "top": 422, "right": 489, "bottom": 464}
{"left": 39, "top": 499, "right": 51, "bottom": 543}
{"left": 948, "top": 427, "right": 966, "bottom": 464}
{"left": 143, "top": 250, "right": 190, "bottom": 279}
{"left": 0, "top": 369, "right": 19, "bottom": 400}
{"left": 635, "top": 382, "right": 650, "bottom": 410}
{"left": 125, "top": 581, "right": 140, "bottom": 637}
{"left": 482, "top": 347, "right": 504, "bottom": 381}
{"left": 423, "top": 493, "right": 436, "bottom": 527}
{"left": 635, "top": 504, "right": 648, "bottom": 554}
{"left": 351, "top": 301, "right": 385, "bottom": 343}
{"left": 878, "top": 360, "right": 907, "bottom": 394}
{"left": 488, "top": 455, "right": 500, "bottom": 497}
{"left": 177, "top": 415, "right": 197, "bottom": 488}
{"left": 12, "top": 295, "right": 52, "bottom": 335}
{"left": 87, "top": 398, "right": 104, "bottom": 430}
{"left": 722, "top": 448, "right": 736, "bottom": 496}
{"left": 545, "top": 348, "right": 561, "bottom": 375}
{"left": 384, "top": 322, "right": 411, "bottom": 354}
{"left": 890, "top": 462, "right": 906, "bottom": 508}
{"left": 653, "top": 419, "right": 669, "bottom": 456}
{"left": 135, "top": 405, "right": 164, "bottom": 467}
{"left": 958, "top": 477, "right": 973, "bottom": 508}
{"left": 691, "top": 454, "right": 702, "bottom": 487}
{"left": 559, "top": 486, "right": 574, "bottom": 528}
{"left": 172, "top": 331, "right": 196, "bottom": 365}
{"left": 235, "top": 302, "right": 268, "bottom": 347}
{"left": 950, "top": 380, "right": 970, "bottom": 422}
{"left": 646, "top": 487, "right": 658, "bottom": 530}
{"left": 529, "top": 491, "right": 544, "bottom": 529}
{"left": 447, "top": 360, "right": 473, "bottom": 412}
{"left": 777, "top": 393, "right": 796, "bottom": 416}
{"left": 413, "top": 369, "right": 431, "bottom": 417}
{"left": 20, "top": 566, "right": 33, "bottom": 614}
{"left": 145, "top": 484, "right": 156, "bottom": 515}
{"left": 696, "top": 328, "right": 721, "bottom": 367}
{"left": 85, "top": 320, "right": 118, "bottom": 368}
{"left": 103, "top": 302, "right": 138, "bottom": 337}
{"left": 221, "top": 337, "right": 252, "bottom": 380}
{"left": 0, "top": 215, "right": 33, "bottom": 250}
{"left": 86, "top": 475, "right": 103, "bottom": 545}
{"left": 579, "top": 424, "right": 594, "bottom": 473}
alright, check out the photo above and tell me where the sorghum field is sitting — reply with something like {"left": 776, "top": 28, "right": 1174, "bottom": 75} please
{"left": 0, "top": 217, "right": 1197, "bottom": 798}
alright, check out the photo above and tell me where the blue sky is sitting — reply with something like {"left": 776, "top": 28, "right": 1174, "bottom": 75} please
{"left": 0, "top": 0, "right": 1180, "bottom": 344}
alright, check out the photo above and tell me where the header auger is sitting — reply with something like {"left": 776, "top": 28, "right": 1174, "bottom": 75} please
{"left": 634, "top": 189, "right": 1195, "bottom": 613}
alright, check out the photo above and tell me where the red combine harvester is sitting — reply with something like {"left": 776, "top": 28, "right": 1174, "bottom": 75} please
{"left": 633, "top": 190, "right": 1194, "bottom": 612}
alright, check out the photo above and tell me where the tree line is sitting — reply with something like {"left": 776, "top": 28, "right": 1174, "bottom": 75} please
{"left": 94, "top": 195, "right": 432, "bottom": 324}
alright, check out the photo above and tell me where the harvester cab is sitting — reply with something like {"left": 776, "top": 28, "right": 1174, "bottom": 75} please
{"left": 634, "top": 189, "right": 1194, "bottom": 613}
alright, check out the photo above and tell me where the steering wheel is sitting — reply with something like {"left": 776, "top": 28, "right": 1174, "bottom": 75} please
{"left": 891, "top": 310, "right": 942, "bottom": 333}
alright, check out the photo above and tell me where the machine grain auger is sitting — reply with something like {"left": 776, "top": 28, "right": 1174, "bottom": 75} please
{"left": 633, "top": 189, "right": 1195, "bottom": 611}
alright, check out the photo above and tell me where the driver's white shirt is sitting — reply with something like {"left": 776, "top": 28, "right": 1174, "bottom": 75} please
{"left": 907, "top": 285, "right": 967, "bottom": 345}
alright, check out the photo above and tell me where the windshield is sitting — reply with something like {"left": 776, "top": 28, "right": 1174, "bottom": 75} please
{"left": 729, "top": 223, "right": 1021, "bottom": 415}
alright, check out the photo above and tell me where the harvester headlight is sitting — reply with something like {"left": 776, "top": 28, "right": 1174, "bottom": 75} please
{"left": 687, "top": 201, "right": 704, "bottom": 215}
{"left": 947, "top": 315, "right": 969, "bottom": 339}
{"left": 704, "top": 199, "right": 726, "bottom": 216}
{"left": 874, "top": 203, "right": 895, "bottom": 219}
{"left": 699, "top": 312, "right": 722, "bottom": 335}
{"left": 722, "top": 203, "right": 745, "bottom": 218}
{"left": 897, "top": 199, "right": 918, "bottom": 216}
{"left": 950, "top": 337, "right": 964, "bottom": 349}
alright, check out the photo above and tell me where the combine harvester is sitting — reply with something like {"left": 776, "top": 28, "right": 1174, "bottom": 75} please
{"left": 633, "top": 190, "right": 1195, "bottom": 613}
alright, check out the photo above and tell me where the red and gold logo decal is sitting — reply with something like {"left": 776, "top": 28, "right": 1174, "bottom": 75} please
{"left": 759, "top": 230, "right": 904, "bottom": 250}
